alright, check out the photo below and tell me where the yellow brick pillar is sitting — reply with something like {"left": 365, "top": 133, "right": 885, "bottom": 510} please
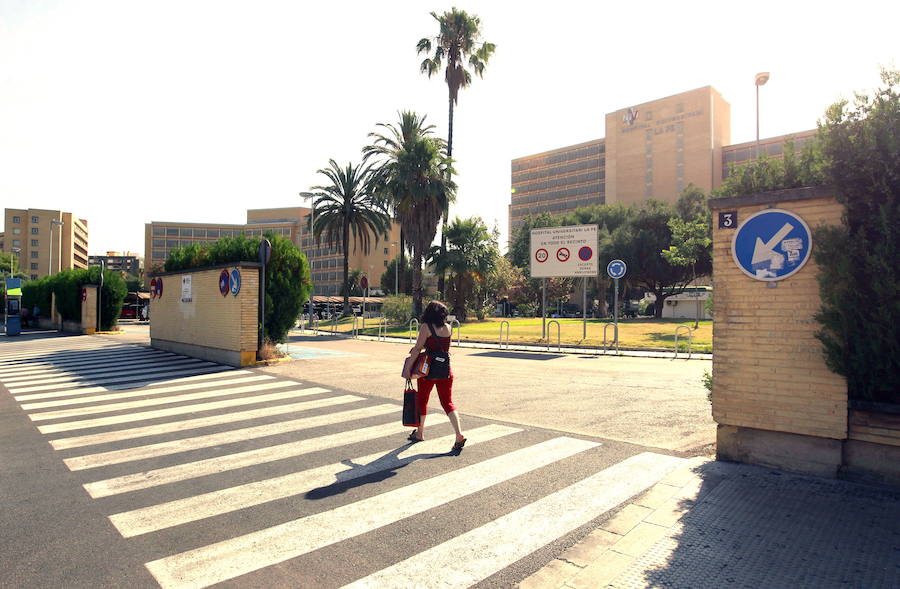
{"left": 80, "top": 285, "right": 98, "bottom": 335}
{"left": 709, "top": 186, "right": 848, "bottom": 477}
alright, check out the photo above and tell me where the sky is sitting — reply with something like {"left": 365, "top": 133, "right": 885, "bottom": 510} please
{"left": 1, "top": 0, "right": 898, "bottom": 256}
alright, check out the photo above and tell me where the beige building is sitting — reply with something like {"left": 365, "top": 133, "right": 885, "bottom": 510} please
{"left": 144, "top": 207, "right": 400, "bottom": 295}
{"left": 0, "top": 208, "right": 89, "bottom": 280}
{"left": 509, "top": 86, "right": 816, "bottom": 238}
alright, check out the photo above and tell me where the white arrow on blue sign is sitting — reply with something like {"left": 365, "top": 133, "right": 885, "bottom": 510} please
{"left": 731, "top": 208, "right": 812, "bottom": 281}
{"left": 607, "top": 259, "right": 627, "bottom": 279}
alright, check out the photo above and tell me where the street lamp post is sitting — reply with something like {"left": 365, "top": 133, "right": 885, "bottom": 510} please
{"left": 48, "top": 218, "right": 64, "bottom": 275}
{"left": 11, "top": 248, "right": 21, "bottom": 276}
{"left": 391, "top": 241, "right": 398, "bottom": 295}
{"left": 300, "top": 192, "right": 317, "bottom": 318}
{"left": 755, "top": 72, "right": 770, "bottom": 157}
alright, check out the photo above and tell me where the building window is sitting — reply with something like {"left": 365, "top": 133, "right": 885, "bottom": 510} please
{"left": 31, "top": 274, "right": 38, "bottom": 280}
{"left": 645, "top": 111, "right": 653, "bottom": 121}
{"left": 12, "top": 216, "right": 20, "bottom": 223}
{"left": 166, "top": 228, "right": 178, "bottom": 236}
{"left": 152, "top": 239, "right": 164, "bottom": 247}
{"left": 12, "top": 228, "right": 21, "bottom": 235}
{"left": 12, "top": 239, "right": 21, "bottom": 247}
{"left": 384, "top": 260, "right": 388, "bottom": 267}
{"left": 152, "top": 227, "right": 165, "bottom": 236}
{"left": 32, "top": 216, "right": 39, "bottom": 223}
{"left": 31, "top": 251, "right": 39, "bottom": 258}
{"left": 384, "top": 247, "right": 388, "bottom": 255}
{"left": 179, "top": 228, "right": 192, "bottom": 237}
{"left": 152, "top": 250, "right": 166, "bottom": 259}
{"left": 676, "top": 103, "right": 684, "bottom": 113}
{"left": 31, "top": 227, "right": 39, "bottom": 234}
{"left": 31, "top": 239, "right": 39, "bottom": 246}
{"left": 30, "top": 263, "right": 38, "bottom": 270}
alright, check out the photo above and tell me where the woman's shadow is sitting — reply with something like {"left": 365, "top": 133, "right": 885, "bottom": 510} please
{"left": 305, "top": 441, "right": 456, "bottom": 500}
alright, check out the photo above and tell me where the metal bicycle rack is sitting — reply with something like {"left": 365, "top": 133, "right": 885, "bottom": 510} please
{"left": 673, "top": 325, "right": 693, "bottom": 360}
{"left": 449, "top": 319, "right": 461, "bottom": 347}
{"left": 603, "top": 323, "right": 619, "bottom": 354}
{"left": 408, "top": 319, "right": 419, "bottom": 343}
{"left": 310, "top": 315, "right": 319, "bottom": 335}
{"left": 377, "top": 322, "right": 387, "bottom": 342}
{"left": 351, "top": 315, "right": 359, "bottom": 338}
{"left": 546, "top": 320, "right": 561, "bottom": 352}
{"left": 498, "top": 320, "right": 510, "bottom": 349}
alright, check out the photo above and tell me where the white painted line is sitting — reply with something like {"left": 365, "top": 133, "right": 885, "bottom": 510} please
{"left": 20, "top": 375, "right": 272, "bottom": 410}
{"left": 28, "top": 380, "right": 302, "bottom": 421}
{"left": 83, "top": 408, "right": 423, "bottom": 498}
{"left": 110, "top": 424, "right": 521, "bottom": 537}
{"left": 37, "top": 386, "right": 330, "bottom": 434}
{"left": 0, "top": 350, "right": 174, "bottom": 376}
{"left": 0, "top": 345, "right": 146, "bottom": 366}
{"left": 144, "top": 437, "right": 599, "bottom": 589}
{"left": 14, "top": 370, "right": 250, "bottom": 402}
{"left": 49, "top": 393, "right": 346, "bottom": 450}
{"left": 64, "top": 395, "right": 371, "bottom": 470}
{"left": 1, "top": 356, "right": 195, "bottom": 383}
{"left": 9, "top": 363, "right": 218, "bottom": 393}
{"left": 9, "top": 365, "right": 232, "bottom": 395}
{"left": 342, "top": 452, "right": 686, "bottom": 589}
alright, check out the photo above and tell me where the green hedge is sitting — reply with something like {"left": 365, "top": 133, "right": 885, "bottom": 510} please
{"left": 22, "top": 267, "right": 127, "bottom": 331}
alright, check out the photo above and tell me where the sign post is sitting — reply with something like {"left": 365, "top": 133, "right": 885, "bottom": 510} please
{"left": 97, "top": 260, "right": 104, "bottom": 332}
{"left": 258, "top": 239, "right": 272, "bottom": 356}
{"left": 530, "top": 225, "right": 599, "bottom": 341}
{"left": 607, "top": 259, "right": 627, "bottom": 354}
{"left": 361, "top": 275, "right": 369, "bottom": 331}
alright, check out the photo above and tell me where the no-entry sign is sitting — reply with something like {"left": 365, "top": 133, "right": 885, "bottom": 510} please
{"left": 530, "top": 225, "right": 598, "bottom": 278}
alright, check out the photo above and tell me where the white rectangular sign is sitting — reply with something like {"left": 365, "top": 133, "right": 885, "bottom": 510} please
{"left": 181, "top": 275, "right": 192, "bottom": 303}
{"left": 530, "top": 225, "right": 599, "bottom": 278}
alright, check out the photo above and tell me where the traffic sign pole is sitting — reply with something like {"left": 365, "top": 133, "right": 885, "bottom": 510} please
{"left": 614, "top": 278, "right": 619, "bottom": 354}
{"left": 583, "top": 277, "right": 587, "bottom": 340}
{"left": 542, "top": 278, "right": 546, "bottom": 340}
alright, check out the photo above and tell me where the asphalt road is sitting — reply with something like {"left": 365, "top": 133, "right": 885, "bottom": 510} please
{"left": 0, "top": 328, "right": 713, "bottom": 588}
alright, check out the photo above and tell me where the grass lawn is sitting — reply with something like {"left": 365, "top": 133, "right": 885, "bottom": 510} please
{"left": 305, "top": 316, "right": 711, "bottom": 353}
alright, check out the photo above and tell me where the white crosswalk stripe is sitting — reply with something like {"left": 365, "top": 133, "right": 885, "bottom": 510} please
{"left": 2, "top": 336, "right": 689, "bottom": 589}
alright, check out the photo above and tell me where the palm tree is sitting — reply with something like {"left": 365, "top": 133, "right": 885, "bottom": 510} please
{"left": 365, "top": 111, "right": 455, "bottom": 317}
{"left": 417, "top": 7, "right": 495, "bottom": 296}
{"left": 303, "top": 159, "right": 391, "bottom": 315}
{"left": 427, "top": 216, "right": 498, "bottom": 321}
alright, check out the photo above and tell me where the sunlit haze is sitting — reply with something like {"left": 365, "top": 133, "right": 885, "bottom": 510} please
{"left": 2, "top": 0, "right": 897, "bottom": 255}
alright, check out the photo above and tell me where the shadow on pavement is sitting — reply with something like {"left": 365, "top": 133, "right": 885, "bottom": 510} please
{"left": 624, "top": 461, "right": 900, "bottom": 588}
{"left": 471, "top": 351, "right": 565, "bottom": 361}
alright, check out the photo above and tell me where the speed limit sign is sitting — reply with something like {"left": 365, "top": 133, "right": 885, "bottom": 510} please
{"left": 535, "top": 248, "right": 549, "bottom": 263}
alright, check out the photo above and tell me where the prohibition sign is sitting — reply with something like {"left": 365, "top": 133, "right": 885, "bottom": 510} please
{"left": 578, "top": 246, "right": 593, "bottom": 261}
{"left": 535, "top": 248, "right": 549, "bottom": 263}
{"left": 556, "top": 247, "right": 570, "bottom": 262}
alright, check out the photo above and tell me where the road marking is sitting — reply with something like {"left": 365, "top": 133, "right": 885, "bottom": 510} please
{"left": 27, "top": 380, "right": 301, "bottom": 421}
{"left": 0, "top": 350, "right": 175, "bottom": 376}
{"left": 84, "top": 409, "right": 429, "bottom": 498}
{"left": 144, "top": 437, "right": 599, "bottom": 589}
{"left": 37, "top": 386, "right": 330, "bottom": 434}
{"left": 109, "top": 425, "right": 522, "bottom": 537}
{"left": 9, "top": 364, "right": 229, "bottom": 395}
{"left": 1, "top": 356, "right": 199, "bottom": 383}
{"left": 0, "top": 345, "right": 150, "bottom": 367}
{"left": 64, "top": 396, "right": 373, "bottom": 470}
{"left": 342, "top": 452, "right": 685, "bottom": 589}
{"left": 20, "top": 375, "right": 272, "bottom": 410}
{"left": 14, "top": 370, "right": 251, "bottom": 402}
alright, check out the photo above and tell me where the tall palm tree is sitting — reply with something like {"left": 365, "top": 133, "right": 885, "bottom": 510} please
{"left": 365, "top": 111, "right": 455, "bottom": 317}
{"left": 417, "top": 7, "right": 495, "bottom": 296}
{"left": 427, "top": 216, "right": 498, "bottom": 321}
{"left": 303, "top": 159, "right": 391, "bottom": 314}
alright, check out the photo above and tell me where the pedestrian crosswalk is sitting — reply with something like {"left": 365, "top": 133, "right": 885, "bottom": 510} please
{"left": 0, "top": 335, "right": 687, "bottom": 589}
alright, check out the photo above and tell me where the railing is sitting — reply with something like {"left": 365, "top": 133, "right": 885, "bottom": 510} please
{"left": 603, "top": 323, "right": 619, "bottom": 354}
{"left": 310, "top": 315, "right": 319, "bottom": 335}
{"left": 408, "top": 319, "right": 419, "bottom": 343}
{"left": 351, "top": 315, "right": 359, "bottom": 338}
{"left": 377, "top": 322, "right": 387, "bottom": 342}
{"left": 498, "top": 320, "right": 510, "bottom": 350}
{"left": 449, "top": 319, "right": 461, "bottom": 347}
{"left": 546, "top": 320, "right": 561, "bottom": 352}
{"left": 674, "top": 325, "right": 693, "bottom": 360}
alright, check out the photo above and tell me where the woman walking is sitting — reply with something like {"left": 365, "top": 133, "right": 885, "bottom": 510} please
{"left": 403, "top": 301, "right": 466, "bottom": 453}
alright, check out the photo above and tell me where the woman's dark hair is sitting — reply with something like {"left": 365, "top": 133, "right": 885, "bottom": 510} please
{"left": 420, "top": 301, "right": 449, "bottom": 325}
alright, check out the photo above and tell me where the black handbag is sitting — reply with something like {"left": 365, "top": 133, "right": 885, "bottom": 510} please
{"left": 402, "top": 380, "right": 420, "bottom": 427}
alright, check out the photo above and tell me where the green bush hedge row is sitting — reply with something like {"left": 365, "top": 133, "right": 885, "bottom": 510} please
{"left": 22, "top": 267, "right": 127, "bottom": 331}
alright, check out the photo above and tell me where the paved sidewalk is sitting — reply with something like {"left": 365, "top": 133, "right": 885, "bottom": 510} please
{"left": 519, "top": 459, "right": 900, "bottom": 589}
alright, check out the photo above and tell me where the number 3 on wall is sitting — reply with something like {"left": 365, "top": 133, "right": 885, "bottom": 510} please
{"left": 719, "top": 211, "right": 737, "bottom": 229}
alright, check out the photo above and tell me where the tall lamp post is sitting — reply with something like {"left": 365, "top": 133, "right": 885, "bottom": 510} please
{"left": 755, "top": 72, "right": 770, "bottom": 157}
{"left": 391, "top": 241, "right": 398, "bottom": 295}
{"left": 48, "top": 218, "right": 64, "bottom": 275}
{"left": 299, "top": 192, "right": 317, "bottom": 317}
{"left": 11, "top": 247, "right": 21, "bottom": 276}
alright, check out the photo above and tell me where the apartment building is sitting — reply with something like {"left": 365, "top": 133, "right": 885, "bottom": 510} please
{"left": 144, "top": 207, "right": 400, "bottom": 295}
{"left": 509, "top": 86, "right": 816, "bottom": 237}
{"left": 88, "top": 252, "right": 142, "bottom": 276}
{"left": 0, "top": 208, "right": 89, "bottom": 280}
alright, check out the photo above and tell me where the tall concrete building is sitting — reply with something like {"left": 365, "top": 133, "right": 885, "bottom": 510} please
{"left": 89, "top": 252, "right": 142, "bottom": 276}
{"left": 145, "top": 207, "right": 400, "bottom": 296}
{"left": 0, "top": 208, "right": 89, "bottom": 280}
{"left": 509, "top": 86, "right": 816, "bottom": 238}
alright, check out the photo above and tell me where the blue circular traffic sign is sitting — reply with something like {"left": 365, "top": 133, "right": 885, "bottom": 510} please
{"left": 731, "top": 208, "right": 812, "bottom": 281}
{"left": 229, "top": 269, "right": 242, "bottom": 295}
{"left": 607, "top": 259, "right": 627, "bottom": 279}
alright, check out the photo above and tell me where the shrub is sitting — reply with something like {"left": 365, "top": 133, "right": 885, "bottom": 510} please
{"left": 382, "top": 295, "right": 413, "bottom": 325}
{"left": 22, "top": 268, "right": 127, "bottom": 330}
{"left": 517, "top": 302, "right": 538, "bottom": 318}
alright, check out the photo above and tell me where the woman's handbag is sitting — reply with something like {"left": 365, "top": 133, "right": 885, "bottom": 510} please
{"left": 402, "top": 353, "right": 430, "bottom": 379}
{"left": 402, "top": 379, "right": 420, "bottom": 427}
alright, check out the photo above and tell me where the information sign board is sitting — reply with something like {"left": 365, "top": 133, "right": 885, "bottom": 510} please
{"left": 530, "top": 225, "right": 598, "bottom": 278}
{"left": 181, "top": 275, "right": 192, "bottom": 303}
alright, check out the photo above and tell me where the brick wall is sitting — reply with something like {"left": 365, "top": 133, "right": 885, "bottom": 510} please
{"left": 710, "top": 188, "right": 848, "bottom": 440}
{"left": 149, "top": 264, "right": 259, "bottom": 366}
